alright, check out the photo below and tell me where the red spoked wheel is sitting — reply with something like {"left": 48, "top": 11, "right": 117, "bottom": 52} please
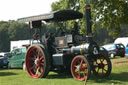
{"left": 71, "top": 55, "right": 91, "bottom": 81}
{"left": 25, "top": 45, "right": 50, "bottom": 78}
{"left": 92, "top": 54, "right": 112, "bottom": 78}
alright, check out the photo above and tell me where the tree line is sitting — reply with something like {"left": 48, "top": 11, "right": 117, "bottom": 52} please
{"left": 0, "top": 0, "right": 128, "bottom": 52}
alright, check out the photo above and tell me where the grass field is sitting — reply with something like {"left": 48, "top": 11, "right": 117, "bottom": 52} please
{"left": 0, "top": 57, "right": 128, "bottom": 85}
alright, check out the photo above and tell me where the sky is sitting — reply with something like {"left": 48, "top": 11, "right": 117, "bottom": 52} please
{"left": 0, "top": 0, "right": 58, "bottom": 21}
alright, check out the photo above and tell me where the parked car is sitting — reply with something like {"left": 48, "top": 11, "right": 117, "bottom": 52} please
{"left": 7, "top": 47, "right": 27, "bottom": 70}
{"left": 102, "top": 43, "right": 125, "bottom": 58}
{"left": 0, "top": 55, "right": 8, "bottom": 68}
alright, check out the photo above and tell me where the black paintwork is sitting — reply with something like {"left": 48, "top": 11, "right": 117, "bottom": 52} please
{"left": 18, "top": 10, "right": 83, "bottom": 22}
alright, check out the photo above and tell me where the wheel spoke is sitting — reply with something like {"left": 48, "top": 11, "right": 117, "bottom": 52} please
{"left": 101, "top": 58, "right": 105, "bottom": 63}
{"left": 32, "top": 49, "right": 37, "bottom": 56}
{"left": 34, "top": 49, "right": 39, "bottom": 58}
{"left": 78, "top": 72, "right": 81, "bottom": 79}
{"left": 103, "top": 68, "right": 107, "bottom": 72}
{"left": 40, "top": 62, "right": 44, "bottom": 66}
{"left": 40, "top": 57, "right": 45, "bottom": 66}
{"left": 80, "top": 59, "right": 83, "bottom": 67}
{"left": 74, "top": 65, "right": 78, "bottom": 68}
{"left": 37, "top": 50, "right": 41, "bottom": 58}
{"left": 104, "top": 64, "right": 108, "bottom": 66}
{"left": 30, "top": 64, "right": 35, "bottom": 71}
{"left": 83, "top": 72, "right": 88, "bottom": 79}
{"left": 96, "top": 60, "right": 99, "bottom": 64}
{"left": 39, "top": 66, "right": 43, "bottom": 73}
{"left": 40, "top": 56, "right": 44, "bottom": 61}
{"left": 35, "top": 67, "right": 39, "bottom": 75}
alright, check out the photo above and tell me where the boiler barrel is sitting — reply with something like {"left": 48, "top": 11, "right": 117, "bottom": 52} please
{"left": 63, "top": 43, "right": 89, "bottom": 55}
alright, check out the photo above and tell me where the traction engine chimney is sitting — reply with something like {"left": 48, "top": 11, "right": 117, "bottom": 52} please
{"left": 84, "top": 5, "right": 93, "bottom": 43}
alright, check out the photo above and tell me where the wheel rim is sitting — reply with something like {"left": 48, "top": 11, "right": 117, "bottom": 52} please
{"left": 26, "top": 46, "right": 45, "bottom": 78}
{"left": 92, "top": 55, "right": 109, "bottom": 78}
{"left": 71, "top": 56, "right": 89, "bottom": 81}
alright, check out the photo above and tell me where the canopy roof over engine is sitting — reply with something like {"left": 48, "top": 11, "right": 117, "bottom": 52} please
{"left": 18, "top": 10, "right": 83, "bottom": 22}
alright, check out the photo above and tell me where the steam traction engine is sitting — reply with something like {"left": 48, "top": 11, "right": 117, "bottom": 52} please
{"left": 18, "top": 5, "right": 112, "bottom": 81}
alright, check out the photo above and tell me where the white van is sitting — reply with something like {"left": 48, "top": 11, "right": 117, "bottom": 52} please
{"left": 114, "top": 37, "right": 128, "bottom": 47}
{"left": 114, "top": 37, "right": 128, "bottom": 55}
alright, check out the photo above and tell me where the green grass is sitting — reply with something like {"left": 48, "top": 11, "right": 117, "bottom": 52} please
{"left": 0, "top": 58, "right": 128, "bottom": 85}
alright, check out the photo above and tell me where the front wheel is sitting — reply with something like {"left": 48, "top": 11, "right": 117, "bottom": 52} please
{"left": 71, "top": 55, "right": 91, "bottom": 81}
{"left": 92, "top": 54, "right": 112, "bottom": 78}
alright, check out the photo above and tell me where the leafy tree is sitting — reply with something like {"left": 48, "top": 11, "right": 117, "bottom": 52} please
{"left": 0, "top": 21, "right": 30, "bottom": 52}
{"left": 92, "top": 0, "right": 128, "bottom": 38}
{"left": 51, "top": 0, "right": 128, "bottom": 38}
{"left": 93, "top": 21, "right": 114, "bottom": 45}
{"left": 0, "top": 21, "right": 10, "bottom": 52}
{"left": 8, "top": 21, "right": 29, "bottom": 40}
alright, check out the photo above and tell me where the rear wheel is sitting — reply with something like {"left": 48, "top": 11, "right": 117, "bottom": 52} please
{"left": 25, "top": 45, "right": 50, "bottom": 78}
{"left": 71, "top": 55, "right": 91, "bottom": 81}
{"left": 92, "top": 54, "right": 112, "bottom": 78}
